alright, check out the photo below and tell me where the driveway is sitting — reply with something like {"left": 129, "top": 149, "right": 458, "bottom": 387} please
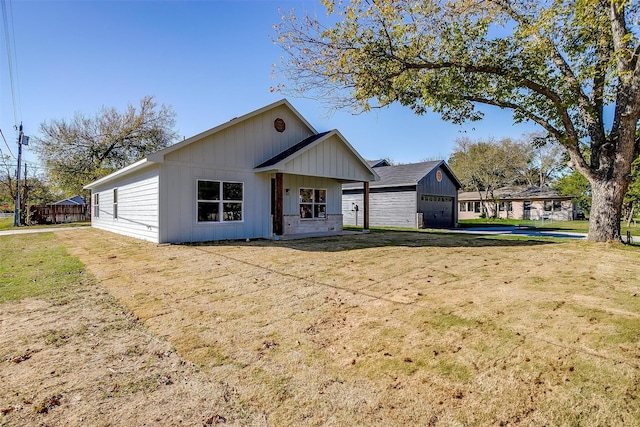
{"left": 447, "top": 226, "right": 587, "bottom": 239}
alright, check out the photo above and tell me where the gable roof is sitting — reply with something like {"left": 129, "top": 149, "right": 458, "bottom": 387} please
{"left": 343, "top": 160, "right": 460, "bottom": 189}
{"left": 458, "top": 186, "right": 570, "bottom": 201}
{"left": 85, "top": 99, "right": 376, "bottom": 189}
{"left": 53, "top": 195, "right": 86, "bottom": 205}
{"left": 256, "top": 131, "right": 331, "bottom": 168}
{"left": 85, "top": 99, "right": 317, "bottom": 190}
{"left": 254, "top": 129, "right": 379, "bottom": 182}
{"left": 147, "top": 98, "right": 316, "bottom": 163}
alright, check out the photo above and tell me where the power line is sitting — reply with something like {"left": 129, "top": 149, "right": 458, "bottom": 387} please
{"left": 0, "top": 128, "right": 16, "bottom": 157}
{"left": 1, "top": 0, "right": 21, "bottom": 126}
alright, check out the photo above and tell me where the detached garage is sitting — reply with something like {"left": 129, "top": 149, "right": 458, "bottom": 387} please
{"left": 342, "top": 160, "right": 461, "bottom": 229}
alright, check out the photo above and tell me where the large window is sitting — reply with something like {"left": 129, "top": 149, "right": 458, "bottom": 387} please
{"left": 197, "top": 180, "right": 243, "bottom": 222}
{"left": 113, "top": 189, "right": 118, "bottom": 219}
{"left": 499, "top": 201, "right": 513, "bottom": 212}
{"left": 300, "top": 188, "right": 326, "bottom": 219}
{"left": 544, "top": 200, "right": 563, "bottom": 212}
{"left": 93, "top": 194, "right": 99, "bottom": 218}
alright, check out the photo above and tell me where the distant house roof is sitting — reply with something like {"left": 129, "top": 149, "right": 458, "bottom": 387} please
{"left": 367, "top": 159, "right": 391, "bottom": 168}
{"left": 53, "top": 195, "right": 86, "bottom": 205}
{"left": 343, "top": 160, "right": 461, "bottom": 189}
{"left": 458, "top": 186, "right": 570, "bottom": 201}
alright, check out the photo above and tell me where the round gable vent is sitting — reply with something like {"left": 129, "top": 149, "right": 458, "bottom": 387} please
{"left": 274, "top": 118, "right": 286, "bottom": 133}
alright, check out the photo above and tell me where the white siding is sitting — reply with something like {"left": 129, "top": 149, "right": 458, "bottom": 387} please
{"left": 282, "top": 134, "right": 374, "bottom": 181}
{"left": 160, "top": 164, "right": 271, "bottom": 243}
{"left": 91, "top": 166, "right": 160, "bottom": 242}
{"left": 282, "top": 175, "right": 341, "bottom": 216}
{"left": 164, "top": 104, "right": 314, "bottom": 171}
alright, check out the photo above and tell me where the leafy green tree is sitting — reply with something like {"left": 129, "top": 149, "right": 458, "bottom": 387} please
{"left": 275, "top": 0, "right": 640, "bottom": 242}
{"left": 554, "top": 170, "right": 592, "bottom": 216}
{"left": 623, "top": 157, "right": 640, "bottom": 223}
{"left": 34, "top": 96, "right": 177, "bottom": 196}
{"left": 449, "top": 137, "right": 528, "bottom": 217}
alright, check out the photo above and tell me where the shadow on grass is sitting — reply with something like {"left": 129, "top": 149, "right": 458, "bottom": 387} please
{"left": 184, "top": 228, "right": 561, "bottom": 252}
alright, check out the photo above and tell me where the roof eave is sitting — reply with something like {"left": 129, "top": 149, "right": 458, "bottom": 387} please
{"left": 84, "top": 158, "right": 152, "bottom": 190}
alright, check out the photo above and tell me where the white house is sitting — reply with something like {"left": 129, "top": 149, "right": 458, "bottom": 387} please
{"left": 84, "top": 99, "right": 378, "bottom": 243}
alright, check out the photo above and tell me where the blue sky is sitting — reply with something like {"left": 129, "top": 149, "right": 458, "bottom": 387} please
{"left": 1, "top": 0, "right": 541, "bottom": 173}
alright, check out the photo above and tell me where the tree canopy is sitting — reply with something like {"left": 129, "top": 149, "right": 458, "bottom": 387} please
{"left": 275, "top": 0, "right": 640, "bottom": 241}
{"left": 35, "top": 96, "right": 177, "bottom": 196}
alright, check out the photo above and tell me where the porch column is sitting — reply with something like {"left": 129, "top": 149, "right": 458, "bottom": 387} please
{"left": 363, "top": 181, "right": 370, "bottom": 232}
{"left": 274, "top": 172, "right": 284, "bottom": 236}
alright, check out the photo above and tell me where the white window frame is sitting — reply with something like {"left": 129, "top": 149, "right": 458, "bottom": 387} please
{"left": 299, "top": 188, "right": 327, "bottom": 220}
{"left": 93, "top": 193, "right": 99, "bottom": 218}
{"left": 113, "top": 189, "right": 118, "bottom": 220}
{"left": 196, "top": 180, "right": 244, "bottom": 223}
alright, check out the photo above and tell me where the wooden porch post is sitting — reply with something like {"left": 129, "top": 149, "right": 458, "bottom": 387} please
{"left": 274, "top": 172, "right": 284, "bottom": 236}
{"left": 363, "top": 181, "right": 370, "bottom": 232}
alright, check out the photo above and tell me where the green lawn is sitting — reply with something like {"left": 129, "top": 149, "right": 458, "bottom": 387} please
{"left": 0, "top": 233, "right": 87, "bottom": 303}
{"left": 0, "top": 216, "right": 14, "bottom": 230}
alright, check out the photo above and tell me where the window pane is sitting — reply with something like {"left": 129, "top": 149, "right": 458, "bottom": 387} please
{"left": 198, "top": 181, "right": 220, "bottom": 201}
{"left": 314, "top": 204, "right": 326, "bottom": 218}
{"left": 300, "top": 189, "right": 313, "bottom": 203}
{"left": 223, "top": 182, "right": 243, "bottom": 201}
{"left": 459, "top": 203, "right": 466, "bottom": 212}
{"left": 544, "top": 201, "right": 552, "bottom": 211}
{"left": 300, "top": 204, "right": 313, "bottom": 218}
{"left": 314, "top": 189, "right": 326, "bottom": 203}
{"left": 223, "top": 203, "right": 242, "bottom": 221}
{"left": 553, "top": 201, "right": 562, "bottom": 210}
{"left": 198, "top": 202, "right": 219, "bottom": 221}
{"left": 113, "top": 189, "right": 118, "bottom": 203}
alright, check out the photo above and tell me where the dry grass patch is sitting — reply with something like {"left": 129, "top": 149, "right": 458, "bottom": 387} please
{"left": 51, "top": 228, "right": 640, "bottom": 426}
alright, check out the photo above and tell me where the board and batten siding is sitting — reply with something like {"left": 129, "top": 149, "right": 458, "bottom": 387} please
{"left": 416, "top": 166, "right": 459, "bottom": 227}
{"left": 160, "top": 164, "right": 271, "bottom": 243}
{"left": 343, "top": 187, "right": 418, "bottom": 228}
{"left": 281, "top": 134, "right": 374, "bottom": 182}
{"left": 157, "top": 105, "right": 315, "bottom": 243}
{"left": 91, "top": 165, "right": 160, "bottom": 243}
{"left": 283, "top": 175, "right": 341, "bottom": 216}
{"left": 164, "top": 104, "right": 314, "bottom": 172}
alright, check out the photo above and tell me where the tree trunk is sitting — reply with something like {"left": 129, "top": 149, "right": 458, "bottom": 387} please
{"left": 588, "top": 178, "right": 628, "bottom": 242}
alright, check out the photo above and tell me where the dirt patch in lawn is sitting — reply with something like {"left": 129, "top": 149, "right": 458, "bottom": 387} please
{"left": 0, "top": 260, "right": 261, "bottom": 426}
{"left": 4, "top": 228, "right": 640, "bottom": 426}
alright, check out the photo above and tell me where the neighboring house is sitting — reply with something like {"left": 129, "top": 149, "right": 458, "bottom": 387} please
{"left": 53, "top": 195, "right": 86, "bottom": 206}
{"left": 84, "top": 99, "right": 378, "bottom": 243}
{"left": 30, "top": 195, "right": 89, "bottom": 224}
{"left": 458, "top": 186, "right": 576, "bottom": 221}
{"left": 342, "top": 160, "right": 462, "bottom": 229}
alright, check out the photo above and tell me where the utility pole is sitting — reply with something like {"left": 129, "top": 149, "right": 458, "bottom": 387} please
{"left": 13, "top": 123, "right": 23, "bottom": 227}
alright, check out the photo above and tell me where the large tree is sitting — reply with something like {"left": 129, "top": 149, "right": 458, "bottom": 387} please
{"left": 275, "top": 0, "right": 640, "bottom": 242}
{"left": 35, "top": 96, "right": 178, "bottom": 196}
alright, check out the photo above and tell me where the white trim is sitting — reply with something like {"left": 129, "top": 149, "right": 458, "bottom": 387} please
{"left": 195, "top": 179, "right": 244, "bottom": 224}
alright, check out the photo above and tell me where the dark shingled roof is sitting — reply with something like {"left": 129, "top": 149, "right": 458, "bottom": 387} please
{"left": 255, "top": 131, "right": 331, "bottom": 169}
{"left": 458, "top": 186, "right": 569, "bottom": 201}
{"left": 343, "top": 160, "right": 446, "bottom": 189}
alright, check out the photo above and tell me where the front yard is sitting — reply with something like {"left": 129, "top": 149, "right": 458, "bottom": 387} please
{"left": 2, "top": 228, "right": 639, "bottom": 425}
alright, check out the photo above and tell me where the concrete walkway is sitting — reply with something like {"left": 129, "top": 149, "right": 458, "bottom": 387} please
{"left": 0, "top": 226, "right": 89, "bottom": 236}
